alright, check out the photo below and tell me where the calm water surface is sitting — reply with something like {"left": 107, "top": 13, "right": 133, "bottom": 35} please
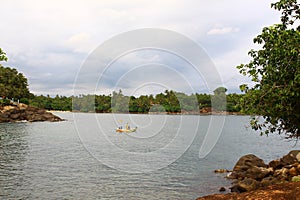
{"left": 0, "top": 112, "right": 298, "bottom": 199}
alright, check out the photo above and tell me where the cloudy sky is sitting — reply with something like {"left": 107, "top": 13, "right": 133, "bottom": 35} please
{"left": 0, "top": 0, "right": 281, "bottom": 96}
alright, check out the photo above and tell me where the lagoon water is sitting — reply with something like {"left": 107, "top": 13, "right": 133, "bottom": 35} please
{"left": 0, "top": 112, "right": 298, "bottom": 199}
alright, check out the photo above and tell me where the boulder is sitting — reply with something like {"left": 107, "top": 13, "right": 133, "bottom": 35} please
{"left": 230, "top": 178, "right": 260, "bottom": 193}
{"left": 0, "top": 104, "right": 63, "bottom": 123}
{"left": 297, "top": 153, "right": 300, "bottom": 162}
{"left": 273, "top": 168, "right": 289, "bottom": 180}
{"left": 269, "top": 151, "right": 300, "bottom": 170}
{"left": 10, "top": 113, "right": 21, "bottom": 119}
{"left": 220, "top": 151, "right": 300, "bottom": 195}
{"left": 25, "top": 110, "right": 34, "bottom": 115}
{"left": 200, "top": 107, "right": 212, "bottom": 113}
{"left": 214, "top": 169, "right": 230, "bottom": 173}
{"left": 29, "top": 114, "right": 44, "bottom": 122}
{"left": 0, "top": 113, "right": 9, "bottom": 118}
{"left": 17, "top": 103, "right": 28, "bottom": 110}
{"left": 268, "top": 159, "right": 282, "bottom": 169}
{"left": 233, "top": 154, "right": 267, "bottom": 170}
{"left": 260, "top": 176, "right": 286, "bottom": 187}
{"left": 10, "top": 108, "right": 20, "bottom": 114}
{"left": 3, "top": 105, "right": 15, "bottom": 111}
{"left": 0, "top": 117, "right": 11, "bottom": 122}
{"left": 37, "top": 109, "right": 46, "bottom": 114}
{"left": 219, "top": 187, "right": 226, "bottom": 192}
{"left": 296, "top": 164, "right": 300, "bottom": 173}
{"left": 245, "top": 166, "right": 273, "bottom": 180}
{"left": 228, "top": 154, "right": 267, "bottom": 179}
{"left": 280, "top": 150, "right": 300, "bottom": 166}
{"left": 289, "top": 167, "right": 298, "bottom": 176}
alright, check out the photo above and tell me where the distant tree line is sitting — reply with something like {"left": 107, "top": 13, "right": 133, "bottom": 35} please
{"left": 28, "top": 87, "right": 243, "bottom": 113}
{"left": 0, "top": 48, "right": 242, "bottom": 114}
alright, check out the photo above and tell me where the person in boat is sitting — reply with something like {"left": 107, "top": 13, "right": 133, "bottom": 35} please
{"left": 125, "top": 123, "right": 130, "bottom": 130}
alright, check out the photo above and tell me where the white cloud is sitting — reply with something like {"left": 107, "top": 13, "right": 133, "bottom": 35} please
{"left": 0, "top": 0, "right": 281, "bottom": 95}
{"left": 66, "top": 33, "right": 96, "bottom": 53}
{"left": 207, "top": 26, "right": 240, "bottom": 35}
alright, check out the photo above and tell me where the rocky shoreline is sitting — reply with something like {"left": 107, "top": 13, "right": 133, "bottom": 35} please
{"left": 0, "top": 103, "right": 63, "bottom": 123}
{"left": 197, "top": 150, "right": 300, "bottom": 199}
{"left": 197, "top": 182, "right": 300, "bottom": 200}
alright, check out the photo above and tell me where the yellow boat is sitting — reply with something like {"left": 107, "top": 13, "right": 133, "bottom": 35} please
{"left": 116, "top": 127, "right": 137, "bottom": 133}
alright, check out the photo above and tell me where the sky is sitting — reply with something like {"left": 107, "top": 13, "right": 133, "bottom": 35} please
{"left": 0, "top": 0, "right": 281, "bottom": 97}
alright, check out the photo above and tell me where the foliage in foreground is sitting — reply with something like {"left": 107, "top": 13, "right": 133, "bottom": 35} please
{"left": 237, "top": 0, "right": 300, "bottom": 138}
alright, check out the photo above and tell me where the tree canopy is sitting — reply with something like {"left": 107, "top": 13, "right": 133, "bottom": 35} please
{"left": 211, "top": 86, "right": 227, "bottom": 111}
{"left": 0, "top": 48, "right": 7, "bottom": 62}
{"left": 237, "top": 0, "right": 300, "bottom": 138}
{"left": 0, "top": 49, "right": 31, "bottom": 100}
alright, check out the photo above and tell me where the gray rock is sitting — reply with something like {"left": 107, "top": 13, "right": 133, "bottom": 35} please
{"left": 260, "top": 176, "right": 286, "bottom": 187}
{"left": 228, "top": 154, "right": 267, "bottom": 179}
{"left": 230, "top": 178, "right": 260, "bottom": 193}
{"left": 214, "top": 169, "right": 230, "bottom": 173}
{"left": 0, "top": 104, "right": 63, "bottom": 123}
{"left": 245, "top": 166, "right": 273, "bottom": 180}
{"left": 281, "top": 150, "right": 300, "bottom": 166}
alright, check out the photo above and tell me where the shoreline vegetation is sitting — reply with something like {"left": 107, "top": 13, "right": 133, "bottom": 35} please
{"left": 75, "top": 110, "right": 243, "bottom": 115}
{"left": 0, "top": 86, "right": 245, "bottom": 123}
{"left": 27, "top": 88, "right": 245, "bottom": 115}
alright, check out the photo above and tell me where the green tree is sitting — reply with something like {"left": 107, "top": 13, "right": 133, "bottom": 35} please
{"left": 163, "top": 90, "right": 180, "bottom": 112}
{"left": 136, "top": 95, "right": 150, "bottom": 113}
{"left": 111, "top": 90, "right": 129, "bottom": 113}
{"left": 211, "top": 87, "right": 227, "bottom": 111}
{"left": 213, "top": 87, "right": 227, "bottom": 96}
{"left": 95, "top": 94, "right": 111, "bottom": 112}
{"left": 129, "top": 96, "right": 138, "bottom": 112}
{"left": 0, "top": 48, "right": 8, "bottom": 62}
{"left": 0, "top": 50, "right": 30, "bottom": 100}
{"left": 0, "top": 66, "right": 31, "bottom": 100}
{"left": 237, "top": 0, "right": 300, "bottom": 138}
{"left": 175, "top": 92, "right": 198, "bottom": 111}
{"left": 227, "top": 93, "right": 242, "bottom": 112}
{"left": 196, "top": 93, "right": 211, "bottom": 109}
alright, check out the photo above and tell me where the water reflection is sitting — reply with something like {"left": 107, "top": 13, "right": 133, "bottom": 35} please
{"left": 0, "top": 113, "right": 298, "bottom": 199}
{"left": 0, "top": 123, "right": 29, "bottom": 198}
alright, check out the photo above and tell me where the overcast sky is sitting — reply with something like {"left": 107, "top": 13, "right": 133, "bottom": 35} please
{"left": 0, "top": 0, "right": 281, "bottom": 96}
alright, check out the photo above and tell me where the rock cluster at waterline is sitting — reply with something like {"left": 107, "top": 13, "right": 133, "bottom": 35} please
{"left": 197, "top": 151, "right": 300, "bottom": 199}
{"left": 0, "top": 103, "right": 63, "bottom": 123}
{"left": 227, "top": 150, "right": 300, "bottom": 193}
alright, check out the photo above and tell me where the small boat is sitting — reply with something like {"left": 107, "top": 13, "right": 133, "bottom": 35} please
{"left": 116, "top": 127, "right": 137, "bottom": 133}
